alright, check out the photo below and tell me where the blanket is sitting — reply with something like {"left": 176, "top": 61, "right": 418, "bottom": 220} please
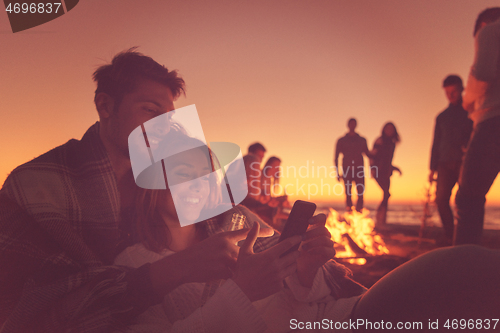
{"left": 0, "top": 123, "right": 154, "bottom": 332}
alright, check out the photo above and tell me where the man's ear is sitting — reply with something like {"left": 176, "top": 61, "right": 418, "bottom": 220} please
{"left": 95, "top": 93, "right": 115, "bottom": 119}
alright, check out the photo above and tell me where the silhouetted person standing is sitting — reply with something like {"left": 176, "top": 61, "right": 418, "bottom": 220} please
{"left": 455, "top": 8, "right": 500, "bottom": 245}
{"left": 371, "top": 122, "right": 402, "bottom": 227}
{"left": 335, "top": 118, "right": 370, "bottom": 212}
{"left": 429, "top": 75, "right": 472, "bottom": 245}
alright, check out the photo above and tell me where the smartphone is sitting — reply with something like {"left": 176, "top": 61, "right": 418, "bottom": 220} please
{"left": 278, "top": 200, "right": 316, "bottom": 257}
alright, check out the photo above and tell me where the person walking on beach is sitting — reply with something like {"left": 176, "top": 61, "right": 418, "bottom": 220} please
{"left": 334, "top": 118, "right": 370, "bottom": 212}
{"left": 455, "top": 7, "right": 500, "bottom": 245}
{"left": 371, "top": 122, "right": 402, "bottom": 227}
{"left": 429, "top": 75, "right": 473, "bottom": 245}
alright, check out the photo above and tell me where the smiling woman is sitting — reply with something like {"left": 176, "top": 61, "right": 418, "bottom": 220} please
{"left": 132, "top": 131, "right": 222, "bottom": 252}
{"left": 163, "top": 145, "right": 215, "bottom": 225}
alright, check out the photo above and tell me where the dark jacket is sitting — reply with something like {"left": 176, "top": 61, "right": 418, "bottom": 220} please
{"left": 430, "top": 103, "right": 473, "bottom": 170}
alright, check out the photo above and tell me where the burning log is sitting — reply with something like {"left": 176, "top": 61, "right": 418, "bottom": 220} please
{"left": 342, "top": 233, "right": 368, "bottom": 256}
{"left": 326, "top": 208, "right": 389, "bottom": 265}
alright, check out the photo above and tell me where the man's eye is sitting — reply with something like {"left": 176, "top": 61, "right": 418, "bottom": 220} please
{"left": 144, "top": 107, "right": 158, "bottom": 114}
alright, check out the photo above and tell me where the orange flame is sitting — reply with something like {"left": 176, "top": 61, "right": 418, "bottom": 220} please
{"left": 326, "top": 208, "right": 389, "bottom": 265}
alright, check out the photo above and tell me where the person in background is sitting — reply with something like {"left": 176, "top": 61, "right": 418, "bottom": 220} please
{"left": 226, "top": 142, "right": 267, "bottom": 209}
{"left": 260, "top": 156, "right": 290, "bottom": 229}
{"left": 429, "top": 75, "right": 473, "bottom": 245}
{"left": 227, "top": 143, "right": 287, "bottom": 226}
{"left": 261, "top": 156, "right": 281, "bottom": 201}
{"left": 244, "top": 142, "right": 267, "bottom": 204}
{"left": 334, "top": 118, "right": 371, "bottom": 213}
{"left": 455, "top": 7, "right": 500, "bottom": 245}
{"left": 370, "top": 122, "right": 402, "bottom": 228}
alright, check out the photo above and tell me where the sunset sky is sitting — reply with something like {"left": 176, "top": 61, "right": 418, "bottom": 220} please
{"left": 1, "top": 0, "right": 500, "bottom": 206}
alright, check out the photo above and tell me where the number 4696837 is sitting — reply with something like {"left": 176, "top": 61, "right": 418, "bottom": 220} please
{"left": 443, "top": 319, "right": 499, "bottom": 330}
{"left": 5, "top": 3, "right": 62, "bottom": 14}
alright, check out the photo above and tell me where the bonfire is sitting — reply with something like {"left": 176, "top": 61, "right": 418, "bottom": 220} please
{"left": 325, "top": 208, "right": 389, "bottom": 265}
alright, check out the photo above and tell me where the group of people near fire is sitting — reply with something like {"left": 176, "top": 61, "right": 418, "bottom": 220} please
{"left": 243, "top": 75, "right": 469, "bottom": 248}
{"left": 333, "top": 119, "right": 401, "bottom": 226}
{"left": 237, "top": 119, "right": 402, "bottom": 232}
{"left": 1, "top": 7, "right": 500, "bottom": 333}
{"left": 331, "top": 66, "right": 490, "bottom": 249}
{"left": 331, "top": 75, "right": 469, "bottom": 248}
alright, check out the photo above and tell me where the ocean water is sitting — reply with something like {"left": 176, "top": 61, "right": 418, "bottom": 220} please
{"left": 317, "top": 203, "right": 500, "bottom": 230}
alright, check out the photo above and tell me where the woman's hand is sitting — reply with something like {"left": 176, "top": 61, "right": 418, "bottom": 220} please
{"left": 233, "top": 222, "right": 302, "bottom": 302}
{"left": 296, "top": 214, "right": 336, "bottom": 288}
{"left": 149, "top": 227, "right": 272, "bottom": 296}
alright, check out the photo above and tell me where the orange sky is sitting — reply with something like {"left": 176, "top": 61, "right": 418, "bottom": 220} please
{"left": 1, "top": 0, "right": 500, "bottom": 205}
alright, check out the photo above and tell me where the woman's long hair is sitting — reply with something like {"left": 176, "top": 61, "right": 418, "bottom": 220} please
{"left": 381, "top": 122, "right": 401, "bottom": 144}
{"left": 262, "top": 156, "right": 281, "bottom": 185}
{"left": 135, "top": 132, "right": 221, "bottom": 253}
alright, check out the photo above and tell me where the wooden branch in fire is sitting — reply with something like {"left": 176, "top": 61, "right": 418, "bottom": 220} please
{"left": 342, "top": 233, "right": 368, "bottom": 256}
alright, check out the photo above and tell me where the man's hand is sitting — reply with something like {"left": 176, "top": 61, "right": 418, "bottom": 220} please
{"left": 428, "top": 170, "right": 436, "bottom": 183}
{"left": 296, "top": 214, "right": 336, "bottom": 288}
{"left": 335, "top": 163, "right": 341, "bottom": 182}
{"left": 149, "top": 227, "right": 273, "bottom": 296}
{"left": 233, "top": 222, "right": 302, "bottom": 302}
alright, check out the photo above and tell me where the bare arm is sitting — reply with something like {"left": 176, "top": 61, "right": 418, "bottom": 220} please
{"left": 463, "top": 23, "right": 498, "bottom": 112}
{"left": 334, "top": 140, "right": 341, "bottom": 180}
{"left": 429, "top": 118, "right": 441, "bottom": 182}
{"left": 362, "top": 138, "right": 372, "bottom": 159}
{"left": 463, "top": 74, "right": 490, "bottom": 112}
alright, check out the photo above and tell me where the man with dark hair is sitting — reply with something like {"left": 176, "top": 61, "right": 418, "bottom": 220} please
{"left": 225, "top": 142, "right": 266, "bottom": 202}
{"left": 0, "top": 49, "right": 189, "bottom": 331}
{"left": 93, "top": 48, "right": 186, "bottom": 107}
{"left": 429, "top": 75, "right": 472, "bottom": 245}
{"left": 0, "top": 50, "right": 283, "bottom": 331}
{"left": 226, "top": 142, "right": 267, "bottom": 207}
{"left": 247, "top": 142, "right": 266, "bottom": 162}
{"left": 334, "top": 118, "right": 370, "bottom": 213}
{"left": 455, "top": 8, "right": 500, "bottom": 245}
